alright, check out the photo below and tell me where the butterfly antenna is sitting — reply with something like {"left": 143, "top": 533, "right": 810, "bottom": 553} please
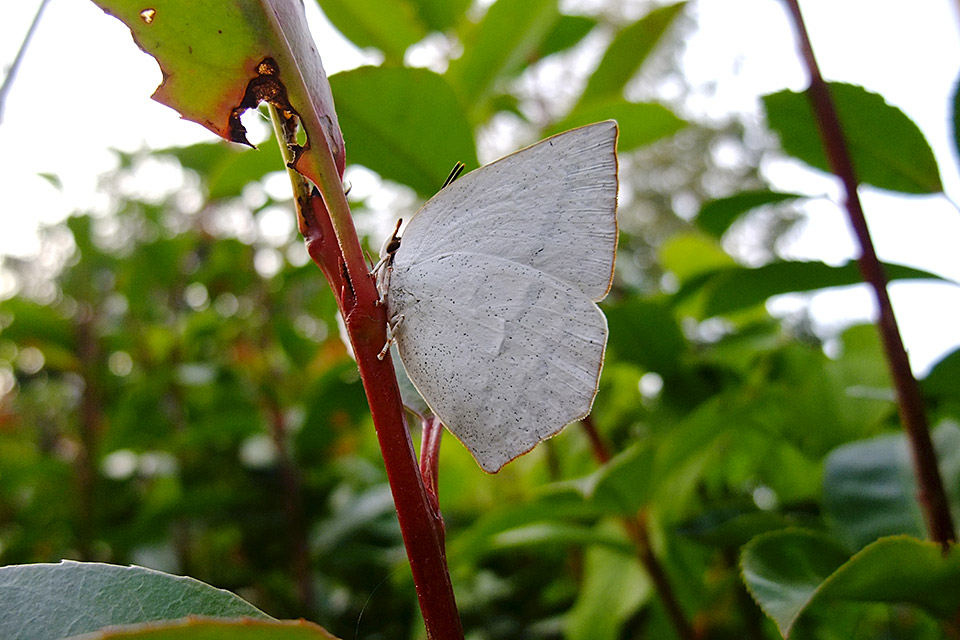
{"left": 441, "top": 161, "right": 465, "bottom": 189}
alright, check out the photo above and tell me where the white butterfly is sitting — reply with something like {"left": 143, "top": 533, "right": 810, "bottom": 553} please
{"left": 376, "top": 121, "right": 619, "bottom": 473}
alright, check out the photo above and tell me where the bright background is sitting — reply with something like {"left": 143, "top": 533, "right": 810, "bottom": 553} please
{"left": 1, "top": 0, "right": 959, "bottom": 373}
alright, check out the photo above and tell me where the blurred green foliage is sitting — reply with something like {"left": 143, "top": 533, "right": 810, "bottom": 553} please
{"left": 2, "top": 1, "right": 960, "bottom": 639}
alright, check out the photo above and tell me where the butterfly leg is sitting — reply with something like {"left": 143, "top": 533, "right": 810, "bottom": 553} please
{"left": 377, "top": 313, "right": 405, "bottom": 360}
{"left": 373, "top": 259, "right": 392, "bottom": 307}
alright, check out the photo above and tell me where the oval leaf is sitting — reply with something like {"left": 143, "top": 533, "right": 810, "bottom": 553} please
{"left": 330, "top": 66, "right": 477, "bottom": 196}
{"left": 822, "top": 421, "right": 960, "bottom": 550}
{"left": 577, "top": 2, "right": 687, "bottom": 106}
{"left": 696, "top": 190, "right": 805, "bottom": 238}
{"left": 67, "top": 618, "right": 338, "bottom": 640}
{"left": 743, "top": 531, "right": 960, "bottom": 637}
{"left": 763, "top": 83, "right": 943, "bottom": 194}
{"left": 550, "top": 101, "right": 686, "bottom": 152}
{"left": 741, "top": 529, "right": 850, "bottom": 637}
{"left": 683, "top": 260, "right": 950, "bottom": 318}
{"left": 0, "top": 561, "right": 269, "bottom": 640}
{"left": 446, "top": 0, "right": 559, "bottom": 112}
{"left": 315, "top": 0, "right": 425, "bottom": 63}
{"left": 92, "top": 0, "right": 345, "bottom": 177}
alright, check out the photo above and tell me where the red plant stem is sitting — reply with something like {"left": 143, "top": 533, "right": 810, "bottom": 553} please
{"left": 419, "top": 415, "right": 444, "bottom": 525}
{"left": 578, "top": 417, "right": 695, "bottom": 640}
{"left": 289, "top": 147, "right": 463, "bottom": 636}
{"left": 782, "top": 0, "right": 955, "bottom": 548}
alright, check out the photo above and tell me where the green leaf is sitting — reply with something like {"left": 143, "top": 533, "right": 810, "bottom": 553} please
{"left": 157, "top": 136, "right": 284, "bottom": 201}
{"left": 565, "top": 525, "right": 651, "bottom": 640}
{"left": 538, "top": 15, "right": 596, "bottom": 60}
{"left": 92, "top": 0, "right": 344, "bottom": 169}
{"left": 487, "top": 522, "right": 632, "bottom": 555}
{"left": 578, "top": 2, "right": 686, "bottom": 106}
{"left": 696, "top": 190, "right": 805, "bottom": 238}
{"left": 678, "top": 504, "right": 814, "bottom": 548}
{"left": 550, "top": 101, "right": 686, "bottom": 152}
{"left": 682, "top": 260, "right": 949, "bottom": 318}
{"left": 658, "top": 232, "right": 735, "bottom": 283}
{"left": 67, "top": 618, "right": 338, "bottom": 640}
{"left": 604, "top": 297, "right": 687, "bottom": 376}
{"left": 822, "top": 422, "right": 960, "bottom": 550}
{"left": 743, "top": 531, "right": 960, "bottom": 637}
{"left": 741, "top": 529, "right": 850, "bottom": 637}
{"left": 763, "top": 83, "right": 943, "bottom": 194}
{"left": 924, "top": 347, "right": 960, "bottom": 402}
{"left": 447, "top": 485, "right": 605, "bottom": 564}
{"left": 580, "top": 442, "right": 657, "bottom": 515}
{"left": 315, "top": 0, "right": 425, "bottom": 63}
{"left": 0, "top": 561, "right": 269, "bottom": 640}
{"left": 447, "top": 0, "right": 558, "bottom": 111}
{"left": 407, "top": 0, "right": 471, "bottom": 32}
{"left": 329, "top": 66, "right": 477, "bottom": 196}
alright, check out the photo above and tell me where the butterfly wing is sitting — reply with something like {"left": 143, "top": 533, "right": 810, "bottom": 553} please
{"left": 388, "top": 252, "right": 608, "bottom": 473}
{"left": 394, "top": 121, "right": 618, "bottom": 302}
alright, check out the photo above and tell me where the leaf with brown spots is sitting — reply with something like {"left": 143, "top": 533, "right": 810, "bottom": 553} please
{"left": 92, "top": 0, "right": 345, "bottom": 178}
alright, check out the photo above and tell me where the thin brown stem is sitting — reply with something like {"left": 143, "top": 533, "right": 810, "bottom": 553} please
{"left": 0, "top": 0, "right": 50, "bottom": 124}
{"left": 782, "top": 0, "right": 956, "bottom": 549}
{"left": 578, "top": 419, "right": 695, "bottom": 640}
{"left": 624, "top": 513, "right": 696, "bottom": 640}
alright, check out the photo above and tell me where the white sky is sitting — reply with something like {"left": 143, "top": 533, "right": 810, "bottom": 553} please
{"left": 1, "top": 0, "right": 959, "bottom": 374}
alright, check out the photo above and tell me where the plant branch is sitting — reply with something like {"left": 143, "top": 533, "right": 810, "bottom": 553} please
{"left": 782, "top": 0, "right": 956, "bottom": 548}
{"left": 268, "top": 106, "right": 463, "bottom": 638}
{"left": 579, "top": 417, "right": 695, "bottom": 640}
{"left": 0, "top": 0, "right": 50, "bottom": 125}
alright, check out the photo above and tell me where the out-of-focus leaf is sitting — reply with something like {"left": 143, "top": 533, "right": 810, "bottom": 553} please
{"left": 537, "top": 15, "right": 596, "bottom": 60}
{"left": 577, "top": 2, "right": 686, "bottom": 106}
{"left": 0, "top": 561, "right": 269, "bottom": 640}
{"left": 604, "top": 297, "right": 687, "bottom": 376}
{"left": 296, "top": 363, "right": 368, "bottom": 461}
{"left": 329, "top": 66, "right": 477, "bottom": 196}
{"left": 0, "top": 299, "right": 76, "bottom": 354}
{"left": 822, "top": 421, "right": 960, "bottom": 550}
{"left": 696, "top": 190, "right": 805, "bottom": 238}
{"left": 68, "top": 618, "right": 338, "bottom": 640}
{"left": 681, "top": 260, "right": 949, "bottom": 318}
{"left": 448, "top": 484, "right": 603, "bottom": 564}
{"left": 487, "top": 522, "right": 632, "bottom": 555}
{"left": 157, "top": 136, "right": 285, "bottom": 201}
{"left": 579, "top": 442, "right": 656, "bottom": 516}
{"left": 447, "top": 0, "right": 558, "bottom": 111}
{"left": 763, "top": 83, "right": 943, "bottom": 194}
{"left": 743, "top": 531, "right": 960, "bottom": 637}
{"left": 659, "top": 233, "right": 735, "bottom": 283}
{"left": 677, "top": 504, "right": 816, "bottom": 547}
{"left": 408, "top": 0, "right": 470, "bottom": 32}
{"left": 565, "top": 524, "right": 651, "bottom": 640}
{"left": 38, "top": 173, "right": 63, "bottom": 190}
{"left": 550, "top": 101, "right": 686, "bottom": 152}
{"left": 924, "top": 346, "right": 960, "bottom": 402}
{"left": 315, "top": 0, "right": 425, "bottom": 63}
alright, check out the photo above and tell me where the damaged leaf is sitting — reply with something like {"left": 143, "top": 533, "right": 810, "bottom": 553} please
{"left": 92, "top": 0, "right": 346, "bottom": 179}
